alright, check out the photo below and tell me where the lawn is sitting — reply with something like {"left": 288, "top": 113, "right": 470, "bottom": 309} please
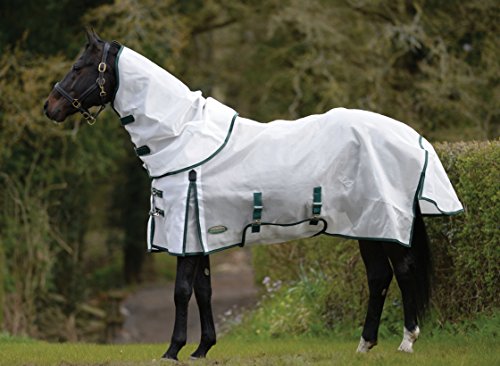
{"left": 1, "top": 333, "right": 498, "bottom": 366}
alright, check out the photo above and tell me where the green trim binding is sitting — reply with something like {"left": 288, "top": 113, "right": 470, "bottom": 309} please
{"left": 406, "top": 143, "right": 429, "bottom": 248}
{"left": 181, "top": 170, "right": 206, "bottom": 255}
{"left": 148, "top": 216, "right": 156, "bottom": 252}
{"left": 110, "top": 44, "right": 124, "bottom": 116}
{"left": 252, "top": 192, "right": 263, "bottom": 233}
{"left": 150, "top": 242, "right": 242, "bottom": 256}
{"left": 151, "top": 113, "right": 239, "bottom": 178}
{"left": 416, "top": 135, "right": 464, "bottom": 217}
{"left": 420, "top": 197, "right": 464, "bottom": 215}
{"left": 421, "top": 209, "right": 464, "bottom": 217}
{"left": 181, "top": 181, "right": 193, "bottom": 256}
{"left": 191, "top": 174, "right": 206, "bottom": 253}
{"left": 150, "top": 244, "right": 167, "bottom": 253}
{"left": 151, "top": 228, "right": 417, "bottom": 257}
{"left": 323, "top": 232, "right": 411, "bottom": 247}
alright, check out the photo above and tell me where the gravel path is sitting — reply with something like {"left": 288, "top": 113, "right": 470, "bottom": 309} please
{"left": 113, "top": 248, "right": 258, "bottom": 344}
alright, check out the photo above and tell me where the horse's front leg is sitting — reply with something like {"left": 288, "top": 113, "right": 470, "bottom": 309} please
{"left": 191, "top": 254, "right": 216, "bottom": 359}
{"left": 162, "top": 255, "right": 201, "bottom": 360}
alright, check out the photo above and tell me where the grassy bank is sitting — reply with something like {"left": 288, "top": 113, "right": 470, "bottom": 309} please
{"left": 1, "top": 327, "right": 498, "bottom": 366}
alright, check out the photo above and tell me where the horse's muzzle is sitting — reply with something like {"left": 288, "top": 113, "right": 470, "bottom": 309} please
{"left": 43, "top": 100, "right": 64, "bottom": 122}
{"left": 43, "top": 100, "right": 49, "bottom": 116}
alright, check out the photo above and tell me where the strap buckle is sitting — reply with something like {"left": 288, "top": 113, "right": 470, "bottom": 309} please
{"left": 151, "top": 187, "right": 163, "bottom": 198}
{"left": 149, "top": 207, "right": 164, "bottom": 217}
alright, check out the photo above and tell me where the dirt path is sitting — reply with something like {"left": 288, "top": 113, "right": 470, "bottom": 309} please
{"left": 113, "top": 248, "right": 258, "bottom": 344}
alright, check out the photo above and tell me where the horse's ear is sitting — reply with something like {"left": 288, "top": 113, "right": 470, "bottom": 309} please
{"left": 85, "top": 27, "right": 94, "bottom": 45}
{"left": 85, "top": 27, "right": 102, "bottom": 48}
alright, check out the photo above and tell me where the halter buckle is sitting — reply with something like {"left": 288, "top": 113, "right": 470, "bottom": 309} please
{"left": 72, "top": 99, "right": 81, "bottom": 109}
{"left": 98, "top": 62, "right": 107, "bottom": 73}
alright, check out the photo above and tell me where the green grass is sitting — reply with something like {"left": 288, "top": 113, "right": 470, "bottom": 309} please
{"left": 1, "top": 332, "right": 498, "bottom": 366}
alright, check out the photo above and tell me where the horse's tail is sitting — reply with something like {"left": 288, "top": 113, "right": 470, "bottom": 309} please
{"left": 410, "top": 204, "right": 433, "bottom": 323}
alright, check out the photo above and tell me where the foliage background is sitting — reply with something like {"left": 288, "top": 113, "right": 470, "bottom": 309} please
{"left": 0, "top": 0, "right": 498, "bottom": 340}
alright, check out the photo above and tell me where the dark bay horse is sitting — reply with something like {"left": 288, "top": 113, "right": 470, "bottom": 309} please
{"left": 45, "top": 30, "right": 434, "bottom": 360}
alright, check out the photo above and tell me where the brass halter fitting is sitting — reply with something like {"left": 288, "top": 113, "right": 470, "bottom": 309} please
{"left": 82, "top": 111, "right": 96, "bottom": 125}
{"left": 98, "top": 62, "right": 107, "bottom": 73}
{"left": 97, "top": 77, "right": 107, "bottom": 97}
{"left": 72, "top": 99, "right": 81, "bottom": 109}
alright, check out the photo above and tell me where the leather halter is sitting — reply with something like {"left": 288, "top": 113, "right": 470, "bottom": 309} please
{"left": 54, "top": 42, "right": 111, "bottom": 125}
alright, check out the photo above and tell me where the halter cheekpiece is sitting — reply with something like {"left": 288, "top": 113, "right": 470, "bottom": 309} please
{"left": 54, "top": 42, "right": 112, "bottom": 125}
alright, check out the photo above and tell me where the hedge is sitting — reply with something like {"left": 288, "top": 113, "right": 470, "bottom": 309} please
{"left": 250, "top": 140, "right": 499, "bottom": 336}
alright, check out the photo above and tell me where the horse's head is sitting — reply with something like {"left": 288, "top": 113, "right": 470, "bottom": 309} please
{"left": 44, "top": 29, "right": 119, "bottom": 124}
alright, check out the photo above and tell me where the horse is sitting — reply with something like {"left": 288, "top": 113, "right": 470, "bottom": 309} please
{"left": 44, "top": 30, "right": 463, "bottom": 360}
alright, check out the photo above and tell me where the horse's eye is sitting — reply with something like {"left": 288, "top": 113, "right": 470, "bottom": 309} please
{"left": 72, "top": 65, "right": 82, "bottom": 72}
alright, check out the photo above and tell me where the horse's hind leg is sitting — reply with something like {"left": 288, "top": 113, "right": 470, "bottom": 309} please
{"left": 191, "top": 255, "right": 216, "bottom": 359}
{"left": 163, "top": 255, "right": 201, "bottom": 361}
{"left": 357, "top": 240, "right": 393, "bottom": 353}
{"left": 383, "top": 243, "right": 420, "bottom": 352}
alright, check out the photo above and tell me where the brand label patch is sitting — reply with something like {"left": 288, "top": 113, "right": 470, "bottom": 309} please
{"left": 208, "top": 225, "right": 228, "bottom": 235}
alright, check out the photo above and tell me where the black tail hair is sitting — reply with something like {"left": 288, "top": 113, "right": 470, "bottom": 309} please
{"left": 411, "top": 204, "right": 433, "bottom": 323}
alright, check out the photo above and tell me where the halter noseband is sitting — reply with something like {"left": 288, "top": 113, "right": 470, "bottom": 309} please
{"left": 54, "top": 42, "right": 111, "bottom": 125}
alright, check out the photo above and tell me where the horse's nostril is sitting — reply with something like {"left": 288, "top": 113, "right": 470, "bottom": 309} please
{"left": 43, "top": 100, "right": 49, "bottom": 111}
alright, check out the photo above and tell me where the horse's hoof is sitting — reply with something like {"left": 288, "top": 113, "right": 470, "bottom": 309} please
{"left": 356, "top": 337, "right": 377, "bottom": 353}
{"left": 161, "top": 353, "right": 179, "bottom": 362}
{"left": 190, "top": 351, "right": 207, "bottom": 360}
{"left": 398, "top": 326, "right": 420, "bottom": 353}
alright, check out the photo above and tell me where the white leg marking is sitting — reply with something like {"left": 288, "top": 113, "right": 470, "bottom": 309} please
{"left": 356, "top": 337, "right": 377, "bottom": 353}
{"left": 398, "top": 326, "right": 420, "bottom": 353}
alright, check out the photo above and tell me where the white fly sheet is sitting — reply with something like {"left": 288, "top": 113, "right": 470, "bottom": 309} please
{"left": 112, "top": 46, "right": 463, "bottom": 256}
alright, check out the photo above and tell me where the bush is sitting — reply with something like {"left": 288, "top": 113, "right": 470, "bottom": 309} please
{"left": 428, "top": 141, "right": 499, "bottom": 320}
{"left": 249, "top": 141, "right": 499, "bottom": 337}
{"left": 0, "top": 45, "right": 127, "bottom": 339}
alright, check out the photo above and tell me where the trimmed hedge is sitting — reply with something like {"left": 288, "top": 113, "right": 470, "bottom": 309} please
{"left": 428, "top": 141, "right": 499, "bottom": 318}
{"left": 251, "top": 141, "right": 499, "bottom": 335}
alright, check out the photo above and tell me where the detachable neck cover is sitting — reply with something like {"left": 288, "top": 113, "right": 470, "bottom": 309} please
{"left": 112, "top": 46, "right": 236, "bottom": 177}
